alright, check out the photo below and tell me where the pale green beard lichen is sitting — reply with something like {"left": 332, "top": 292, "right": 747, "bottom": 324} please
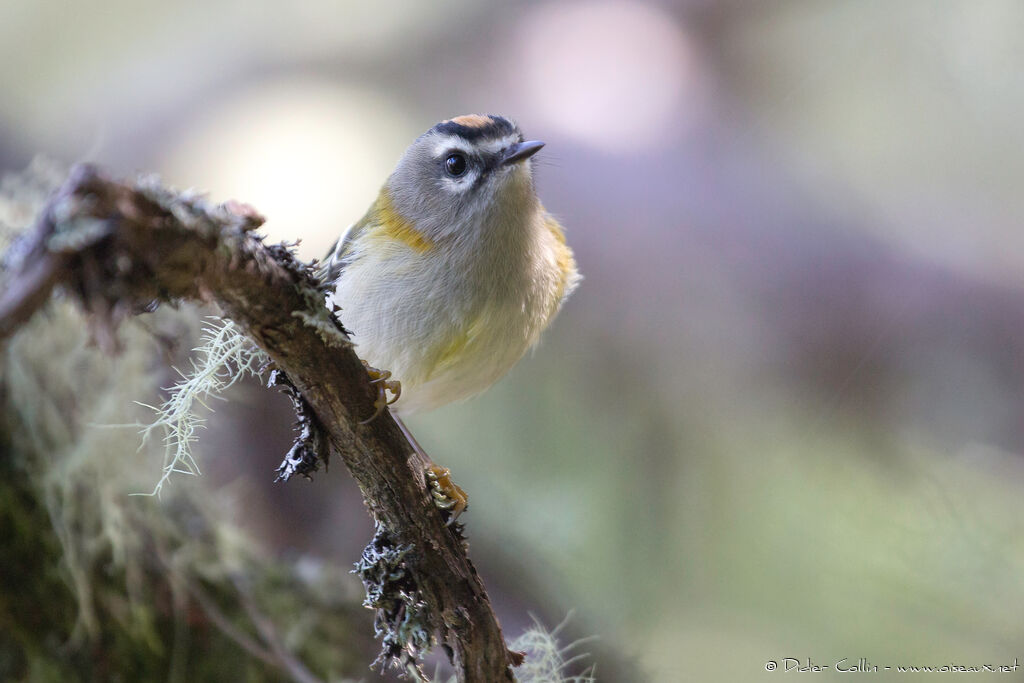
{"left": 429, "top": 614, "right": 596, "bottom": 683}
{"left": 137, "top": 318, "right": 268, "bottom": 496}
{"left": 0, "top": 297, "right": 375, "bottom": 680}
{"left": 509, "top": 615, "right": 596, "bottom": 683}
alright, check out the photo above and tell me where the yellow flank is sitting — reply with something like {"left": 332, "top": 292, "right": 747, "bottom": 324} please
{"left": 544, "top": 212, "right": 575, "bottom": 308}
{"left": 429, "top": 313, "right": 490, "bottom": 378}
{"left": 449, "top": 114, "right": 492, "bottom": 128}
{"left": 374, "top": 190, "right": 434, "bottom": 253}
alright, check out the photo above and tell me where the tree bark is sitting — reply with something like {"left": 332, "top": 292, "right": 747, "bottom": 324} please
{"left": 0, "top": 164, "right": 517, "bottom": 682}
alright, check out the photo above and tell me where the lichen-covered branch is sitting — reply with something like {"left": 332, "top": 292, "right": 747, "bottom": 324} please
{"left": 0, "top": 164, "right": 517, "bottom": 682}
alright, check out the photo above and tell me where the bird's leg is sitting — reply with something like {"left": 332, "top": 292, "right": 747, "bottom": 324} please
{"left": 359, "top": 360, "right": 402, "bottom": 424}
{"left": 357, "top": 361, "right": 468, "bottom": 524}
{"left": 392, "top": 413, "right": 469, "bottom": 526}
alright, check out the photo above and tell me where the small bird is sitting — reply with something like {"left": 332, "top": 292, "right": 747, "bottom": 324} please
{"left": 321, "top": 114, "right": 579, "bottom": 519}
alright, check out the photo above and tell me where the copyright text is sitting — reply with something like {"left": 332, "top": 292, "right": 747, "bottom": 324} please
{"left": 764, "top": 658, "right": 1020, "bottom": 673}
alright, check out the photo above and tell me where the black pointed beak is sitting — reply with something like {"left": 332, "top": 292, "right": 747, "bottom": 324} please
{"left": 502, "top": 140, "right": 545, "bottom": 165}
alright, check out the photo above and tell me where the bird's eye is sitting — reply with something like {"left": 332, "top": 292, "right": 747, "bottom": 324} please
{"left": 445, "top": 153, "right": 467, "bottom": 177}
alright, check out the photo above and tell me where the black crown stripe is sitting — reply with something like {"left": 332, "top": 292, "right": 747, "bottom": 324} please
{"left": 430, "top": 115, "right": 518, "bottom": 142}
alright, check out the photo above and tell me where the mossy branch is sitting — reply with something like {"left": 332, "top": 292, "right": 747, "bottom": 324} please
{"left": 0, "top": 164, "right": 517, "bottom": 682}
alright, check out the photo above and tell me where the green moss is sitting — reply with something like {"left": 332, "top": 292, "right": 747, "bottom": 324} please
{"left": 0, "top": 299, "right": 374, "bottom": 681}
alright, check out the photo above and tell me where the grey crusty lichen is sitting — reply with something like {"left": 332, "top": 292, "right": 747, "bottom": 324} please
{"left": 270, "top": 367, "right": 331, "bottom": 481}
{"left": 354, "top": 523, "right": 437, "bottom": 681}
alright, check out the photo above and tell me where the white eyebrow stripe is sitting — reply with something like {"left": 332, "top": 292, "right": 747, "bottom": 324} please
{"left": 432, "top": 135, "right": 471, "bottom": 158}
{"left": 476, "top": 136, "right": 519, "bottom": 155}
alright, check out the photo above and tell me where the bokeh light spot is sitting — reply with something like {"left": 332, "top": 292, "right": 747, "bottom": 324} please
{"left": 162, "top": 79, "right": 415, "bottom": 260}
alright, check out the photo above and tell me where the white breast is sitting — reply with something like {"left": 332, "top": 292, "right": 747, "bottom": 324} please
{"left": 328, "top": 211, "right": 573, "bottom": 414}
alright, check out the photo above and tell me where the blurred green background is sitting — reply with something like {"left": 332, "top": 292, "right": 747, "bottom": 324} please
{"left": 3, "top": 1, "right": 1024, "bottom": 681}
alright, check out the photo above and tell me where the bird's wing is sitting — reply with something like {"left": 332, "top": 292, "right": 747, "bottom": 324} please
{"left": 316, "top": 215, "right": 370, "bottom": 286}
